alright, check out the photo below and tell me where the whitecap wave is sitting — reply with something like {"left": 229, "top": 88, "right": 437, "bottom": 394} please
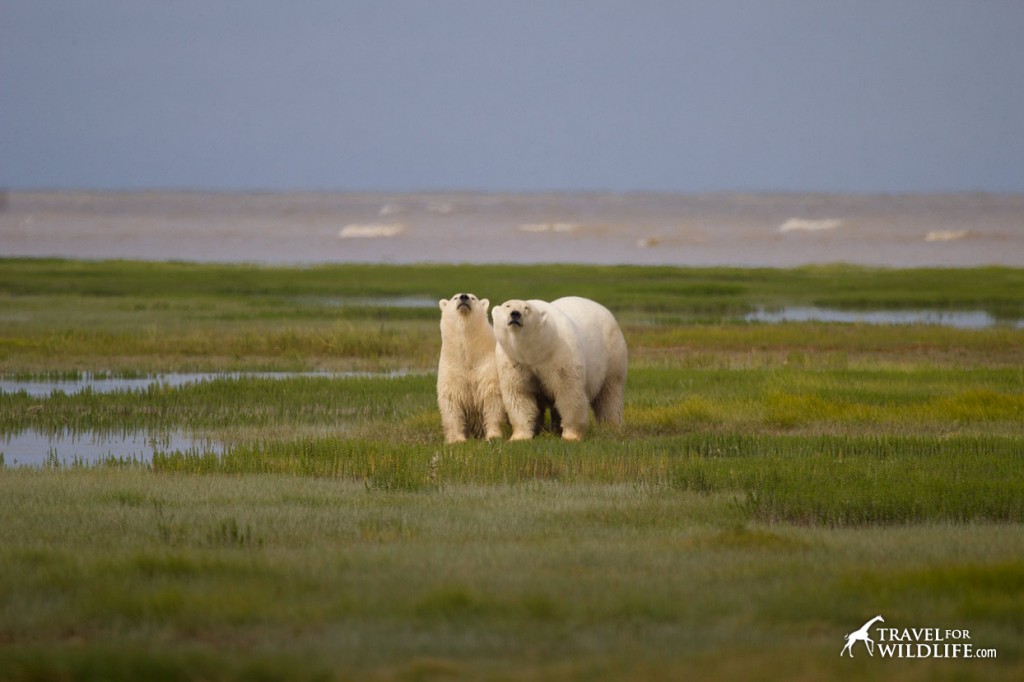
{"left": 924, "top": 230, "right": 969, "bottom": 242}
{"left": 338, "top": 223, "right": 405, "bottom": 239}
{"left": 778, "top": 218, "right": 843, "bottom": 233}
{"left": 519, "top": 222, "right": 580, "bottom": 233}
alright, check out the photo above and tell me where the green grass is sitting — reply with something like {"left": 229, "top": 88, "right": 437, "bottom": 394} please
{"left": 2, "top": 259, "right": 1022, "bottom": 317}
{"left": 151, "top": 432, "right": 1024, "bottom": 525}
{"left": 1, "top": 258, "right": 1023, "bottom": 680}
{"left": 2, "top": 471, "right": 1022, "bottom": 681}
{"left": 2, "top": 259, "right": 1023, "bottom": 373}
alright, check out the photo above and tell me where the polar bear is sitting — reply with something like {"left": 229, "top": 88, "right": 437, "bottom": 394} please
{"left": 437, "top": 292, "right": 506, "bottom": 443}
{"left": 492, "top": 297, "right": 627, "bottom": 441}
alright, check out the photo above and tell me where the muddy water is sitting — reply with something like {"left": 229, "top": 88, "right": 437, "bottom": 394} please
{"left": 3, "top": 191, "right": 1023, "bottom": 267}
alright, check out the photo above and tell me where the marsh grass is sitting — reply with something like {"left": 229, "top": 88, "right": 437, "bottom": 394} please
{"left": 3, "top": 259, "right": 1024, "bottom": 373}
{"left": 2, "top": 259, "right": 1024, "bottom": 679}
{"left": 149, "top": 432, "right": 1024, "bottom": 525}
{"left": 3, "top": 259, "right": 1023, "bottom": 316}
{"left": 1, "top": 471, "right": 1022, "bottom": 680}
{"left": 4, "top": 364, "right": 1020, "bottom": 436}
{"left": 0, "top": 374, "right": 436, "bottom": 434}
{"left": 4, "top": 362, "right": 1021, "bottom": 525}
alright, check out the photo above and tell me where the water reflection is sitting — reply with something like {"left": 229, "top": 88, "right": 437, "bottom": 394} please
{"left": 744, "top": 307, "right": 1021, "bottom": 330}
{"left": 0, "top": 370, "right": 411, "bottom": 468}
{"left": 295, "top": 295, "right": 438, "bottom": 309}
{"left": 0, "top": 429, "right": 222, "bottom": 468}
{"left": 0, "top": 370, "right": 410, "bottom": 398}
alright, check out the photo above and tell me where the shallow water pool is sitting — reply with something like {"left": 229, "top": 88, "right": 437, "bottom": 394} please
{"left": 1, "top": 429, "right": 223, "bottom": 468}
{"left": 743, "top": 307, "right": 1022, "bottom": 330}
{"left": 0, "top": 370, "right": 413, "bottom": 467}
{"left": 0, "top": 370, "right": 412, "bottom": 398}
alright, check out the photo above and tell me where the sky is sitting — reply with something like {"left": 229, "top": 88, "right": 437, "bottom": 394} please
{"left": 2, "top": 1, "right": 1023, "bottom": 194}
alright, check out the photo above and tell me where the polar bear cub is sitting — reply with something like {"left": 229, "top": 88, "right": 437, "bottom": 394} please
{"left": 437, "top": 292, "right": 506, "bottom": 443}
{"left": 492, "top": 296, "right": 627, "bottom": 441}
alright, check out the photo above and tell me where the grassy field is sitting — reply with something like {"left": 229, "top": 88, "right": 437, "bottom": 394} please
{"left": 1, "top": 258, "right": 1023, "bottom": 680}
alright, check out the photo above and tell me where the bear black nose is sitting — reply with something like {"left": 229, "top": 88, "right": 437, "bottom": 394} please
{"left": 459, "top": 294, "right": 469, "bottom": 302}
{"left": 510, "top": 310, "right": 521, "bottom": 320}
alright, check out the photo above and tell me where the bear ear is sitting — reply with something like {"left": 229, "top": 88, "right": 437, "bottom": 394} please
{"left": 480, "top": 298, "right": 489, "bottom": 310}
{"left": 439, "top": 299, "right": 448, "bottom": 310}
{"left": 539, "top": 309, "right": 548, "bottom": 324}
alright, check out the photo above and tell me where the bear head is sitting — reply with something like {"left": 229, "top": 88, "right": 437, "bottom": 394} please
{"left": 492, "top": 299, "right": 546, "bottom": 336}
{"left": 439, "top": 292, "right": 489, "bottom": 328}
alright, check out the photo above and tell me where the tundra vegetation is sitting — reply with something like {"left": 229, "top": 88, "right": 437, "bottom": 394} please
{"left": 1, "top": 259, "right": 1023, "bottom": 681}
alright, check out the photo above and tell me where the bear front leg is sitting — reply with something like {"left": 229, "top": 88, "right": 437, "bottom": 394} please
{"left": 482, "top": 391, "right": 506, "bottom": 441}
{"left": 438, "top": 394, "right": 467, "bottom": 443}
{"left": 552, "top": 382, "right": 590, "bottom": 441}
{"left": 499, "top": 370, "right": 540, "bottom": 441}
{"left": 555, "top": 397, "right": 588, "bottom": 440}
{"left": 505, "top": 391, "right": 539, "bottom": 440}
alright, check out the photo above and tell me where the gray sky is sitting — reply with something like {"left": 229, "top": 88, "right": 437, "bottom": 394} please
{"left": 2, "top": 1, "right": 1023, "bottom": 193}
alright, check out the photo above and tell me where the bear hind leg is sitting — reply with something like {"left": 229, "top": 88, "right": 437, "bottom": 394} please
{"left": 591, "top": 377, "right": 625, "bottom": 425}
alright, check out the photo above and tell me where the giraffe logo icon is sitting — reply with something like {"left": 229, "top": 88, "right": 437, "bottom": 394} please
{"left": 841, "top": 615, "right": 885, "bottom": 657}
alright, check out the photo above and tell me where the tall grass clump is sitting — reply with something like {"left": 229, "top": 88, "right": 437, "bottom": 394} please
{"left": 729, "top": 435, "right": 1024, "bottom": 525}
{"left": 150, "top": 432, "right": 1024, "bottom": 525}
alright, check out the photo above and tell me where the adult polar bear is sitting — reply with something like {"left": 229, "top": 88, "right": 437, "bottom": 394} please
{"left": 437, "top": 292, "right": 506, "bottom": 443}
{"left": 492, "top": 297, "right": 627, "bottom": 441}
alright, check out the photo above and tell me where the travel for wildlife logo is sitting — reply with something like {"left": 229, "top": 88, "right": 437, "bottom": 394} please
{"left": 841, "top": 615, "right": 998, "bottom": 659}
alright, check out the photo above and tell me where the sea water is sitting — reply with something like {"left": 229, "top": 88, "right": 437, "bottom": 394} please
{"left": 3, "top": 191, "right": 1023, "bottom": 267}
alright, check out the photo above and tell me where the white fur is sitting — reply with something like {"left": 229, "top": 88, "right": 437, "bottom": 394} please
{"left": 492, "top": 296, "right": 627, "bottom": 441}
{"left": 437, "top": 293, "right": 506, "bottom": 443}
